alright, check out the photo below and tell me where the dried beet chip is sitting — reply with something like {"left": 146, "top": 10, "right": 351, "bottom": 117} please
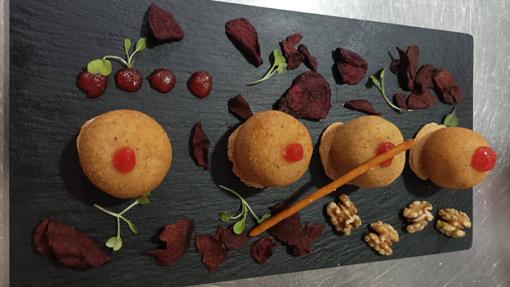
{"left": 146, "top": 219, "right": 194, "bottom": 266}
{"left": 396, "top": 45, "right": 420, "bottom": 91}
{"left": 191, "top": 122, "right": 210, "bottom": 169}
{"left": 228, "top": 94, "right": 253, "bottom": 121}
{"left": 414, "top": 64, "right": 437, "bottom": 93}
{"left": 393, "top": 93, "right": 409, "bottom": 109}
{"left": 298, "top": 44, "right": 318, "bottom": 72}
{"left": 34, "top": 218, "right": 111, "bottom": 269}
{"left": 344, "top": 99, "right": 382, "bottom": 115}
{"left": 433, "top": 69, "right": 463, "bottom": 104}
{"left": 333, "top": 48, "right": 368, "bottom": 85}
{"left": 289, "top": 223, "right": 324, "bottom": 256}
{"left": 390, "top": 59, "right": 399, "bottom": 74}
{"left": 225, "top": 18, "right": 263, "bottom": 67}
{"left": 280, "top": 33, "right": 304, "bottom": 70}
{"left": 196, "top": 234, "right": 227, "bottom": 272}
{"left": 304, "top": 223, "right": 324, "bottom": 241}
{"left": 406, "top": 89, "right": 437, "bottom": 109}
{"left": 215, "top": 226, "right": 250, "bottom": 250}
{"left": 277, "top": 71, "right": 332, "bottom": 120}
{"left": 147, "top": 4, "right": 184, "bottom": 43}
{"left": 250, "top": 237, "right": 276, "bottom": 264}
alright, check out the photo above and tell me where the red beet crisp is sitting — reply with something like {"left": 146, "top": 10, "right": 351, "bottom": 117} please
{"left": 414, "top": 64, "right": 437, "bottom": 93}
{"left": 34, "top": 218, "right": 111, "bottom": 269}
{"left": 394, "top": 93, "right": 409, "bottom": 109}
{"left": 146, "top": 219, "right": 194, "bottom": 266}
{"left": 191, "top": 122, "right": 210, "bottom": 169}
{"left": 406, "top": 89, "right": 437, "bottom": 109}
{"left": 334, "top": 47, "right": 368, "bottom": 85}
{"left": 344, "top": 99, "right": 382, "bottom": 115}
{"left": 280, "top": 33, "right": 304, "bottom": 70}
{"left": 228, "top": 94, "right": 253, "bottom": 121}
{"left": 394, "top": 45, "right": 420, "bottom": 91}
{"left": 297, "top": 44, "right": 318, "bottom": 72}
{"left": 196, "top": 234, "right": 228, "bottom": 272}
{"left": 433, "top": 69, "right": 463, "bottom": 104}
{"left": 277, "top": 71, "right": 332, "bottom": 120}
{"left": 147, "top": 4, "right": 184, "bottom": 43}
{"left": 215, "top": 226, "right": 250, "bottom": 250}
{"left": 225, "top": 18, "right": 263, "bottom": 67}
{"left": 250, "top": 237, "right": 276, "bottom": 264}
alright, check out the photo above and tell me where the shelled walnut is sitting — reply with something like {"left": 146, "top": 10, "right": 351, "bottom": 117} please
{"left": 436, "top": 208, "right": 471, "bottom": 238}
{"left": 364, "top": 221, "right": 399, "bottom": 256}
{"left": 326, "top": 194, "right": 361, "bottom": 235}
{"left": 403, "top": 201, "right": 434, "bottom": 233}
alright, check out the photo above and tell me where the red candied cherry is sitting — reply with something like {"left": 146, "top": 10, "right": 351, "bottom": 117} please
{"left": 148, "top": 69, "right": 176, "bottom": 93}
{"left": 187, "top": 71, "right": 212, "bottom": 98}
{"left": 115, "top": 69, "right": 143, "bottom": 92}
{"left": 471, "top": 146, "right": 497, "bottom": 172}
{"left": 282, "top": 143, "right": 304, "bottom": 162}
{"left": 112, "top": 147, "right": 136, "bottom": 173}
{"left": 76, "top": 71, "right": 108, "bottom": 98}
{"left": 376, "top": 142, "right": 396, "bottom": 167}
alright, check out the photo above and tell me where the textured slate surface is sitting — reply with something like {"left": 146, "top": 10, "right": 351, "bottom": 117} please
{"left": 9, "top": 0, "right": 473, "bottom": 286}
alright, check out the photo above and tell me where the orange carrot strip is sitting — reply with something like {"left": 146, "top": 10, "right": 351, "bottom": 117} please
{"left": 249, "top": 139, "right": 415, "bottom": 237}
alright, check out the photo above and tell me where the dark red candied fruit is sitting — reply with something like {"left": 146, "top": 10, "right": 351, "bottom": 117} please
{"left": 225, "top": 18, "right": 263, "bottom": 67}
{"left": 393, "top": 93, "right": 409, "bottom": 109}
{"left": 343, "top": 99, "right": 382, "bottom": 115}
{"left": 76, "top": 71, "right": 108, "bottom": 98}
{"left": 277, "top": 71, "right": 332, "bottom": 120}
{"left": 112, "top": 147, "right": 136, "bottom": 173}
{"left": 414, "top": 64, "right": 437, "bottom": 93}
{"left": 196, "top": 234, "right": 227, "bottom": 272}
{"left": 115, "top": 68, "right": 143, "bottom": 92}
{"left": 297, "top": 44, "right": 318, "bottom": 72}
{"left": 395, "top": 45, "right": 420, "bottom": 91}
{"left": 147, "top": 3, "right": 184, "bottom": 43}
{"left": 433, "top": 69, "right": 463, "bottom": 104}
{"left": 376, "top": 142, "right": 396, "bottom": 167}
{"left": 250, "top": 237, "right": 276, "bottom": 264}
{"left": 280, "top": 33, "right": 304, "bottom": 70}
{"left": 191, "top": 122, "right": 210, "bottom": 169}
{"left": 33, "top": 218, "right": 111, "bottom": 269}
{"left": 471, "top": 146, "right": 497, "bottom": 172}
{"left": 148, "top": 69, "right": 176, "bottom": 93}
{"left": 146, "top": 219, "right": 194, "bottom": 266}
{"left": 406, "top": 89, "right": 437, "bottom": 109}
{"left": 282, "top": 143, "right": 304, "bottom": 162}
{"left": 228, "top": 94, "right": 253, "bottom": 121}
{"left": 333, "top": 47, "right": 368, "bottom": 85}
{"left": 214, "top": 226, "right": 250, "bottom": 250}
{"left": 187, "top": 71, "right": 213, "bottom": 98}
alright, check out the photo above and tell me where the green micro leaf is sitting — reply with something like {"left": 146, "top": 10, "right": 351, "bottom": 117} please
{"left": 124, "top": 218, "right": 138, "bottom": 234}
{"left": 258, "top": 213, "right": 271, "bottom": 223}
{"left": 233, "top": 218, "right": 246, "bottom": 235}
{"left": 87, "top": 59, "right": 112, "bottom": 76}
{"left": 105, "top": 236, "right": 117, "bottom": 248}
{"left": 219, "top": 211, "right": 232, "bottom": 222}
{"left": 247, "top": 48, "right": 287, "bottom": 85}
{"left": 124, "top": 38, "right": 132, "bottom": 58}
{"left": 137, "top": 194, "right": 150, "bottom": 205}
{"left": 112, "top": 237, "right": 122, "bottom": 251}
{"left": 135, "top": 37, "right": 147, "bottom": 52}
{"left": 443, "top": 109, "right": 459, "bottom": 127}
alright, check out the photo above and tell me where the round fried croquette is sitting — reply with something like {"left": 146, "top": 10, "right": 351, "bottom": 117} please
{"left": 409, "top": 123, "right": 446, "bottom": 180}
{"left": 319, "top": 116, "right": 405, "bottom": 188}
{"left": 420, "top": 127, "right": 493, "bottom": 189}
{"left": 77, "top": 110, "right": 172, "bottom": 199}
{"left": 227, "top": 110, "right": 313, "bottom": 188}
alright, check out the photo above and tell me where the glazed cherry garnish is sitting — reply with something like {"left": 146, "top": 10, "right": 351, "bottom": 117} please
{"left": 148, "top": 69, "right": 176, "bottom": 93}
{"left": 376, "top": 142, "right": 395, "bottom": 167}
{"left": 283, "top": 143, "right": 304, "bottom": 162}
{"left": 112, "top": 147, "right": 136, "bottom": 173}
{"left": 187, "top": 71, "right": 213, "bottom": 98}
{"left": 76, "top": 71, "right": 108, "bottom": 98}
{"left": 471, "top": 146, "right": 496, "bottom": 172}
{"left": 115, "top": 69, "right": 143, "bottom": 92}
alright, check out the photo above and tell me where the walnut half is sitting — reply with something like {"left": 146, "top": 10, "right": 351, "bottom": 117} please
{"left": 436, "top": 208, "right": 472, "bottom": 238}
{"left": 403, "top": 201, "right": 434, "bottom": 233}
{"left": 364, "top": 221, "right": 399, "bottom": 256}
{"left": 326, "top": 194, "right": 361, "bottom": 235}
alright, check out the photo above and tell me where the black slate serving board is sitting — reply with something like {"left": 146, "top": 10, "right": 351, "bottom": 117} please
{"left": 9, "top": 0, "right": 473, "bottom": 286}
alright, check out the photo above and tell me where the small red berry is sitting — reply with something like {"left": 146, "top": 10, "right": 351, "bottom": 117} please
{"left": 76, "top": 71, "right": 107, "bottom": 98}
{"left": 115, "top": 68, "right": 143, "bottom": 92}
{"left": 471, "top": 146, "right": 496, "bottom": 172}
{"left": 376, "top": 142, "right": 396, "bottom": 167}
{"left": 148, "top": 69, "right": 176, "bottom": 93}
{"left": 112, "top": 147, "right": 136, "bottom": 173}
{"left": 283, "top": 143, "right": 304, "bottom": 162}
{"left": 187, "top": 71, "right": 212, "bottom": 98}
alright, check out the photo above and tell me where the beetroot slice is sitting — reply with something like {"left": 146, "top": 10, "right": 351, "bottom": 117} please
{"left": 250, "top": 237, "right": 276, "bottom": 264}
{"left": 225, "top": 18, "right": 263, "bottom": 67}
{"left": 406, "top": 89, "right": 437, "bottom": 109}
{"left": 146, "top": 219, "right": 194, "bottom": 266}
{"left": 333, "top": 48, "right": 368, "bottom": 85}
{"left": 280, "top": 33, "right": 304, "bottom": 70}
{"left": 395, "top": 45, "right": 420, "bottom": 91}
{"left": 393, "top": 93, "right": 409, "bottom": 109}
{"left": 228, "top": 94, "right": 253, "bottom": 121}
{"left": 277, "top": 71, "right": 332, "bottom": 120}
{"left": 34, "top": 218, "right": 111, "bottom": 269}
{"left": 196, "top": 234, "right": 227, "bottom": 272}
{"left": 433, "top": 69, "right": 463, "bottom": 104}
{"left": 344, "top": 99, "right": 382, "bottom": 115}
{"left": 147, "top": 4, "right": 184, "bottom": 43}
{"left": 215, "top": 226, "right": 250, "bottom": 250}
{"left": 191, "top": 122, "right": 210, "bottom": 169}
{"left": 298, "top": 44, "right": 318, "bottom": 72}
{"left": 414, "top": 64, "right": 437, "bottom": 93}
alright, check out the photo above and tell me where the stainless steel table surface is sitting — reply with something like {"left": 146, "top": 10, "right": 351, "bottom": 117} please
{"left": 1, "top": 1, "right": 509, "bottom": 286}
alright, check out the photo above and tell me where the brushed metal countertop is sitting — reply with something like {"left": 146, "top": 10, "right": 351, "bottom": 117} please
{"left": 1, "top": 1, "right": 509, "bottom": 286}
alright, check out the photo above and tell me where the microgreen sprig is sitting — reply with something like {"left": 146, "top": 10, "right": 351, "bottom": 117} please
{"left": 218, "top": 185, "right": 271, "bottom": 234}
{"left": 94, "top": 194, "right": 150, "bottom": 251}
{"left": 369, "top": 68, "right": 411, "bottom": 113}
{"left": 86, "top": 37, "right": 146, "bottom": 77}
{"left": 443, "top": 106, "right": 459, "bottom": 127}
{"left": 247, "top": 48, "right": 287, "bottom": 86}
